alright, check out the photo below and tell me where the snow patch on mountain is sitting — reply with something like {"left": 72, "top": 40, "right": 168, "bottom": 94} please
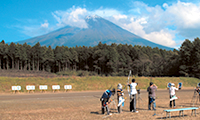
{"left": 85, "top": 15, "right": 101, "bottom": 22}
{"left": 85, "top": 15, "right": 101, "bottom": 19}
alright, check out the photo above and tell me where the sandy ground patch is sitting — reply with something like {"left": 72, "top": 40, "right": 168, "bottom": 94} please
{"left": 0, "top": 89, "right": 200, "bottom": 120}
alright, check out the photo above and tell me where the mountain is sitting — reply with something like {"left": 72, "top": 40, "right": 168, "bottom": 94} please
{"left": 17, "top": 15, "right": 174, "bottom": 50}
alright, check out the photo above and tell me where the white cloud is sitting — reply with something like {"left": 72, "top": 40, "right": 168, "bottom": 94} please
{"left": 122, "top": 17, "right": 145, "bottom": 36}
{"left": 166, "top": 1, "right": 200, "bottom": 28}
{"left": 41, "top": 20, "right": 49, "bottom": 28}
{"left": 163, "top": 3, "right": 168, "bottom": 8}
{"left": 113, "top": 14, "right": 127, "bottom": 20}
{"left": 162, "top": 1, "right": 200, "bottom": 40}
{"left": 52, "top": 6, "right": 88, "bottom": 28}
{"left": 52, "top": 13, "right": 61, "bottom": 25}
{"left": 20, "top": 20, "right": 53, "bottom": 37}
{"left": 117, "top": 17, "right": 176, "bottom": 47}
{"left": 144, "top": 30, "right": 176, "bottom": 46}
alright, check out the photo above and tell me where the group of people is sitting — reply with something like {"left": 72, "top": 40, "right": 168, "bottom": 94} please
{"left": 100, "top": 79, "right": 182, "bottom": 115}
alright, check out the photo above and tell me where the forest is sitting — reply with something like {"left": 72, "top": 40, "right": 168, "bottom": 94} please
{"left": 0, "top": 38, "right": 200, "bottom": 78}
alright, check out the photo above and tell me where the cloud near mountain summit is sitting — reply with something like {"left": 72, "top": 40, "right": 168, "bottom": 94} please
{"left": 21, "top": 1, "right": 200, "bottom": 48}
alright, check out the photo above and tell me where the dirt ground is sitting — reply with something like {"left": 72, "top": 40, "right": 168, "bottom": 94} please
{"left": 0, "top": 89, "right": 200, "bottom": 120}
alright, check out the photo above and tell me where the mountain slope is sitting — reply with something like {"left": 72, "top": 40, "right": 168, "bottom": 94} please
{"left": 17, "top": 15, "right": 174, "bottom": 50}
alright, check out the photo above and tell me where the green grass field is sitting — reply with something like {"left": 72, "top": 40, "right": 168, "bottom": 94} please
{"left": 0, "top": 76, "right": 200, "bottom": 93}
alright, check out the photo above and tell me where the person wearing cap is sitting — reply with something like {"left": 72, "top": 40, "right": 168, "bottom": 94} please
{"left": 128, "top": 79, "right": 138, "bottom": 113}
{"left": 169, "top": 83, "right": 179, "bottom": 108}
{"left": 147, "top": 82, "right": 157, "bottom": 110}
{"left": 117, "top": 83, "right": 124, "bottom": 113}
{"left": 100, "top": 88, "right": 115, "bottom": 115}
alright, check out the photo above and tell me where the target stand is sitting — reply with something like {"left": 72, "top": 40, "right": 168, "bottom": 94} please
{"left": 191, "top": 89, "right": 199, "bottom": 106}
{"left": 137, "top": 89, "right": 143, "bottom": 108}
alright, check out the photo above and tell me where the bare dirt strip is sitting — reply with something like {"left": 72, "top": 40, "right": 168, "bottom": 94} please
{"left": 0, "top": 89, "right": 200, "bottom": 120}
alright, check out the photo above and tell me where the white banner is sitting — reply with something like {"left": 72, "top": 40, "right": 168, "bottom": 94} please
{"left": 26, "top": 85, "right": 35, "bottom": 90}
{"left": 64, "top": 85, "right": 72, "bottom": 90}
{"left": 39, "top": 85, "right": 48, "bottom": 90}
{"left": 12, "top": 86, "right": 21, "bottom": 91}
{"left": 52, "top": 85, "right": 60, "bottom": 90}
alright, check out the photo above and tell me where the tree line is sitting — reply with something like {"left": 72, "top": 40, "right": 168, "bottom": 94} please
{"left": 0, "top": 38, "right": 200, "bottom": 77}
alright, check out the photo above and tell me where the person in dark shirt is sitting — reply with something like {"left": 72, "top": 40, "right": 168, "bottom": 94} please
{"left": 100, "top": 88, "right": 115, "bottom": 115}
{"left": 147, "top": 82, "right": 157, "bottom": 110}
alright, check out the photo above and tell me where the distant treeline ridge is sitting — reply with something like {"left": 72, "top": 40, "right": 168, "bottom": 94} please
{"left": 0, "top": 38, "right": 200, "bottom": 78}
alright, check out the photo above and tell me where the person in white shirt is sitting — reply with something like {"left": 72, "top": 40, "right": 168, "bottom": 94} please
{"left": 128, "top": 79, "right": 138, "bottom": 113}
{"left": 169, "top": 83, "right": 179, "bottom": 108}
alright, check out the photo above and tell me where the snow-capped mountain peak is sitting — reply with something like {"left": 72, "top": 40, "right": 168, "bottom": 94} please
{"left": 85, "top": 15, "right": 101, "bottom": 20}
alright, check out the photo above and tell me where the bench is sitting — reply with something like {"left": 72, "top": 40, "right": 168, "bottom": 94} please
{"left": 163, "top": 107, "right": 199, "bottom": 118}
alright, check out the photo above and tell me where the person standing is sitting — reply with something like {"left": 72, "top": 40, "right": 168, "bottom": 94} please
{"left": 128, "top": 79, "right": 138, "bottom": 113}
{"left": 100, "top": 88, "right": 115, "bottom": 115}
{"left": 147, "top": 82, "right": 157, "bottom": 110}
{"left": 196, "top": 86, "right": 200, "bottom": 102}
{"left": 169, "top": 83, "right": 179, "bottom": 108}
{"left": 117, "top": 83, "right": 124, "bottom": 113}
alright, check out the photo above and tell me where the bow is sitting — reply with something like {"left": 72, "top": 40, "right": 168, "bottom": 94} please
{"left": 127, "top": 70, "right": 132, "bottom": 97}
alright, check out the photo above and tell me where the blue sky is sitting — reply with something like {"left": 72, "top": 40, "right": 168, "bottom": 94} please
{"left": 1, "top": 0, "right": 200, "bottom": 48}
